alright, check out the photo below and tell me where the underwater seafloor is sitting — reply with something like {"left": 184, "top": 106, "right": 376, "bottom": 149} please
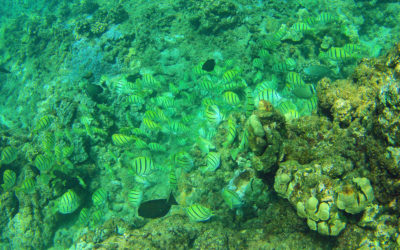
{"left": 0, "top": 0, "right": 400, "bottom": 249}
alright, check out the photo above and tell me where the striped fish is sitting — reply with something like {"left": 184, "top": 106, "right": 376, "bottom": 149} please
{"left": 169, "top": 168, "right": 178, "bottom": 188}
{"left": 221, "top": 80, "right": 247, "bottom": 91}
{"left": 128, "top": 188, "right": 143, "bottom": 207}
{"left": 174, "top": 151, "right": 193, "bottom": 170}
{"left": 284, "top": 109, "right": 300, "bottom": 120}
{"left": 167, "top": 121, "right": 188, "bottom": 134}
{"left": 222, "top": 91, "right": 240, "bottom": 105}
{"left": 19, "top": 178, "right": 35, "bottom": 193}
{"left": 34, "top": 154, "right": 54, "bottom": 172}
{"left": 126, "top": 95, "right": 145, "bottom": 106}
{"left": 54, "top": 145, "right": 63, "bottom": 165}
{"left": 286, "top": 72, "right": 305, "bottom": 88}
{"left": 202, "top": 98, "right": 217, "bottom": 107}
{"left": 58, "top": 189, "right": 80, "bottom": 214}
{"left": 272, "top": 58, "right": 296, "bottom": 72}
{"left": 273, "top": 26, "right": 287, "bottom": 40}
{"left": 291, "top": 22, "right": 311, "bottom": 32}
{"left": 132, "top": 156, "right": 153, "bottom": 176}
{"left": 92, "top": 188, "right": 107, "bottom": 207}
{"left": 2, "top": 169, "right": 16, "bottom": 189}
{"left": 0, "top": 146, "right": 17, "bottom": 165}
{"left": 148, "top": 142, "right": 166, "bottom": 152}
{"left": 33, "top": 115, "right": 53, "bottom": 133}
{"left": 244, "top": 88, "right": 255, "bottom": 116}
{"left": 135, "top": 138, "right": 148, "bottom": 149}
{"left": 325, "top": 47, "right": 351, "bottom": 60}
{"left": 303, "top": 17, "right": 317, "bottom": 26}
{"left": 62, "top": 146, "right": 74, "bottom": 159}
{"left": 142, "top": 118, "right": 161, "bottom": 130}
{"left": 192, "top": 64, "right": 207, "bottom": 75}
{"left": 223, "top": 69, "right": 239, "bottom": 83}
{"left": 261, "top": 39, "right": 280, "bottom": 49}
{"left": 258, "top": 49, "right": 270, "bottom": 59}
{"left": 277, "top": 101, "right": 297, "bottom": 114}
{"left": 300, "top": 96, "right": 318, "bottom": 115}
{"left": 223, "top": 119, "right": 236, "bottom": 147}
{"left": 238, "top": 128, "right": 249, "bottom": 151}
{"left": 199, "top": 79, "right": 216, "bottom": 91}
{"left": 142, "top": 74, "right": 160, "bottom": 89}
{"left": 343, "top": 43, "right": 361, "bottom": 54}
{"left": 222, "top": 188, "right": 242, "bottom": 209}
{"left": 155, "top": 96, "right": 175, "bottom": 108}
{"left": 186, "top": 204, "right": 214, "bottom": 222}
{"left": 78, "top": 208, "right": 89, "bottom": 225}
{"left": 42, "top": 132, "right": 55, "bottom": 154}
{"left": 253, "top": 58, "right": 264, "bottom": 69}
{"left": 112, "top": 134, "right": 135, "bottom": 146}
{"left": 256, "top": 89, "right": 282, "bottom": 106}
{"left": 205, "top": 105, "right": 223, "bottom": 126}
{"left": 255, "top": 80, "right": 278, "bottom": 93}
{"left": 318, "top": 12, "right": 335, "bottom": 23}
{"left": 92, "top": 210, "right": 104, "bottom": 225}
{"left": 205, "top": 152, "right": 221, "bottom": 172}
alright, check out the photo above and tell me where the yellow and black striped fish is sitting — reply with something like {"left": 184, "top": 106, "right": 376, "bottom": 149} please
{"left": 78, "top": 208, "right": 89, "bottom": 225}
{"left": 277, "top": 101, "right": 297, "bottom": 114}
{"left": 206, "top": 152, "right": 221, "bottom": 172}
{"left": 92, "top": 188, "right": 107, "bottom": 207}
{"left": 272, "top": 58, "right": 296, "bottom": 72}
{"left": 135, "top": 139, "right": 148, "bottom": 149}
{"left": 142, "top": 118, "right": 161, "bottom": 130}
{"left": 126, "top": 95, "right": 145, "bottom": 106}
{"left": 325, "top": 47, "right": 351, "bottom": 60}
{"left": 33, "top": 115, "right": 53, "bottom": 133}
{"left": 223, "top": 69, "right": 239, "bottom": 83}
{"left": 244, "top": 88, "right": 255, "bottom": 116}
{"left": 19, "top": 177, "right": 35, "bottom": 193}
{"left": 222, "top": 91, "right": 240, "bottom": 105}
{"left": 186, "top": 204, "right": 214, "bottom": 222}
{"left": 174, "top": 151, "right": 193, "bottom": 170}
{"left": 132, "top": 156, "right": 154, "bottom": 176}
{"left": 0, "top": 146, "right": 17, "bottom": 165}
{"left": 148, "top": 142, "right": 166, "bottom": 152}
{"left": 286, "top": 72, "right": 305, "bottom": 89}
{"left": 128, "top": 188, "right": 143, "bottom": 207}
{"left": 42, "top": 132, "right": 55, "bottom": 154}
{"left": 2, "top": 169, "right": 16, "bottom": 189}
{"left": 223, "top": 119, "right": 236, "bottom": 147}
{"left": 169, "top": 168, "right": 177, "bottom": 188}
{"left": 58, "top": 189, "right": 80, "bottom": 214}
{"left": 112, "top": 134, "right": 135, "bottom": 146}
{"left": 205, "top": 105, "right": 223, "bottom": 126}
{"left": 318, "top": 12, "right": 335, "bottom": 24}
{"left": 34, "top": 154, "right": 54, "bottom": 173}
{"left": 291, "top": 22, "right": 311, "bottom": 32}
{"left": 142, "top": 74, "right": 160, "bottom": 89}
{"left": 199, "top": 79, "right": 216, "bottom": 91}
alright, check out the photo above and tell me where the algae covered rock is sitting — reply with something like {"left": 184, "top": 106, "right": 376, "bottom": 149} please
{"left": 246, "top": 105, "right": 286, "bottom": 173}
{"left": 274, "top": 160, "right": 375, "bottom": 236}
{"left": 336, "top": 177, "right": 374, "bottom": 214}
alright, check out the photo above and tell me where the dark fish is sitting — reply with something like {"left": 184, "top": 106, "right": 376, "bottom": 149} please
{"left": 138, "top": 193, "right": 178, "bottom": 219}
{"left": 202, "top": 59, "right": 216, "bottom": 72}
{"left": 0, "top": 67, "right": 10, "bottom": 73}
{"left": 126, "top": 73, "right": 141, "bottom": 82}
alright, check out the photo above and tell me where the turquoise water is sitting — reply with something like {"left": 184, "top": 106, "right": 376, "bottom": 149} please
{"left": 0, "top": 0, "right": 400, "bottom": 249}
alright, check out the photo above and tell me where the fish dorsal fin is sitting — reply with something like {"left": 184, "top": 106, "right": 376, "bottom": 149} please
{"left": 167, "top": 192, "right": 178, "bottom": 206}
